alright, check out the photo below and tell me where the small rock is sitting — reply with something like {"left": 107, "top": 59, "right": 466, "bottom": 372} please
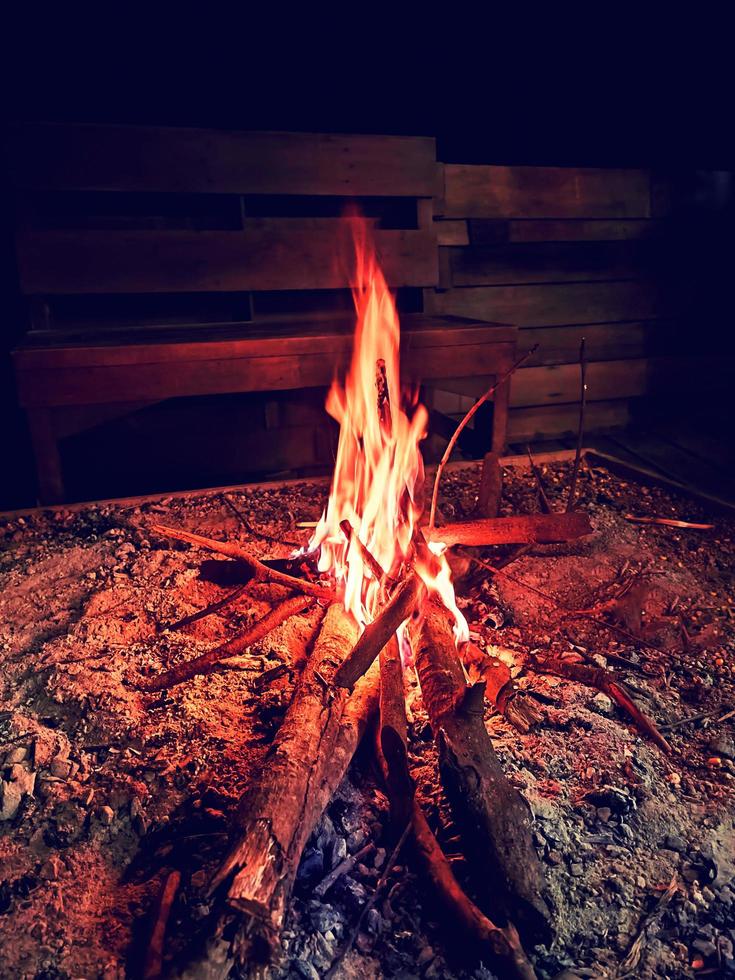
{"left": 49, "top": 758, "right": 73, "bottom": 780}
{"left": 3, "top": 746, "right": 29, "bottom": 765}
{"left": 692, "top": 938, "right": 717, "bottom": 958}
{"left": 547, "top": 850, "right": 563, "bottom": 865}
{"left": 665, "top": 834, "right": 687, "bottom": 853}
{"left": 597, "top": 807, "right": 612, "bottom": 823}
{"left": 296, "top": 847, "right": 323, "bottom": 883}
{"left": 98, "top": 805, "right": 114, "bottom": 826}
{"left": 365, "top": 907, "right": 381, "bottom": 934}
{"left": 346, "top": 829, "right": 367, "bottom": 853}
{"left": 707, "top": 734, "right": 735, "bottom": 760}
{"left": 331, "top": 836, "right": 347, "bottom": 868}
{"left": 0, "top": 765, "right": 36, "bottom": 821}
{"left": 40, "top": 856, "right": 63, "bottom": 881}
{"left": 570, "top": 863, "right": 584, "bottom": 877}
{"left": 292, "top": 959, "right": 320, "bottom": 980}
{"left": 591, "top": 692, "right": 613, "bottom": 714}
{"left": 373, "top": 847, "right": 387, "bottom": 870}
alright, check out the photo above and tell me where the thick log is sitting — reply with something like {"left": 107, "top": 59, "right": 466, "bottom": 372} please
{"left": 197, "top": 605, "right": 379, "bottom": 970}
{"left": 430, "top": 512, "right": 592, "bottom": 548}
{"left": 334, "top": 573, "right": 425, "bottom": 689}
{"left": 140, "top": 595, "right": 315, "bottom": 692}
{"left": 377, "top": 638, "right": 537, "bottom": 980}
{"left": 150, "top": 523, "right": 334, "bottom": 601}
{"left": 416, "top": 604, "right": 552, "bottom": 946}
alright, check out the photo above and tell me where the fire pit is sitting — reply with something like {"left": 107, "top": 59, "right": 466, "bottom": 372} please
{"left": 1, "top": 225, "right": 734, "bottom": 979}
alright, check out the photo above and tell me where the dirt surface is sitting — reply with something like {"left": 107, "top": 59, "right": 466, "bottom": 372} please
{"left": 1, "top": 457, "right": 734, "bottom": 979}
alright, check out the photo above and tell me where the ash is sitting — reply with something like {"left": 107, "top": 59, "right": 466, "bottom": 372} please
{"left": 1, "top": 458, "right": 734, "bottom": 979}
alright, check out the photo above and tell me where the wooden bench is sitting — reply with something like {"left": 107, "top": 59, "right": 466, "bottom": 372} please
{"left": 8, "top": 123, "right": 517, "bottom": 503}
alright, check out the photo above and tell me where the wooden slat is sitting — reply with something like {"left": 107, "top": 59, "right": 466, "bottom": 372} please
{"left": 15, "top": 342, "right": 515, "bottom": 407}
{"left": 443, "top": 165, "right": 651, "bottom": 219}
{"left": 448, "top": 241, "right": 654, "bottom": 286}
{"left": 469, "top": 219, "right": 663, "bottom": 244}
{"left": 518, "top": 321, "right": 673, "bottom": 366}
{"left": 435, "top": 220, "right": 469, "bottom": 246}
{"left": 14, "top": 316, "right": 516, "bottom": 369}
{"left": 508, "top": 400, "right": 632, "bottom": 443}
{"left": 424, "top": 281, "right": 664, "bottom": 327}
{"left": 8, "top": 124, "right": 437, "bottom": 197}
{"left": 16, "top": 229, "right": 438, "bottom": 294}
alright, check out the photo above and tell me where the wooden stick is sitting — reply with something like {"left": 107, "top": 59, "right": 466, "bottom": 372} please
{"left": 339, "top": 518, "right": 389, "bottom": 582}
{"left": 140, "top": 595, "right": 315, "bottom": 692}
{"left": 428, "top": 346, "right": 538, "bottom": 531}
{"left": 624, "top": 514, "right": 714, "bottom": 530}
{"left": 532, "top": 657, "right": 671, "bottom": 754}
{"left": 476, "top": 451, "right": 503, "bottom": 518}
{"left": 150, "top": 523, "right": 334, "bottom": 601}
{"left": 416, "top": 603, "right": 552, "bottom": 946}
{"left": 430, "top": 512, "right": 592, "bottom": 548}
{"left": 142, "top": 870, "right": 181, "bottom": 980}
{"left": 566, "top": 337, "right": 587, "bottom": 512}
{"left": 159, "top": 583, "right": 250, "bottom": 633}
{"left": 334, "top": 573, "right": 426, "bottom": 689}
{"left": 482, "top": 652, "right": 544, "bottom": 734}
{"left": 526, "top": 446, "right": 552, "bottom": 514}
{"left": 314, "top": 843, "right": 375, "bottom": 899}
{"left": 198, "top": 606, "right": 379, "bottom": 970}
{"left": 376, "top": 644, "right": 537, "bottom": 979}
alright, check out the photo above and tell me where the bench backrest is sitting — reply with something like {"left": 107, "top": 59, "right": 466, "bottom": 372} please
{"left": 8, "top": 123, "right": 439, "bottom": 335}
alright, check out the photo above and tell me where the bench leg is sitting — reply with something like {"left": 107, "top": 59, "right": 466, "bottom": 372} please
{"left": 492, "top": 376, "right": 511, "bottom": 455}
{"left": 27, "top": 409, "right": 65, "bottom": 504}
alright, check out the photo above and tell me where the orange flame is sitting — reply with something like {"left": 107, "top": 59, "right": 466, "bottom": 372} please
{"left": 308, "top": 218, "right": 467, "bottom": 647}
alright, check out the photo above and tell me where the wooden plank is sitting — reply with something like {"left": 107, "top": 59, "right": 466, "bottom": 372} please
{"left": 13, "top": 316, "right": 516, "bottom": 369}
{"left": 448, "top": 241, "right": 653, "bottom": 286}
{"left": 435, "top": 220, "right": 469, "bottom": 246}
{"left": 16, "top": 229, "right": 438, "bottom": 294}
{"left": 469, "top": 218, "right": 663, "bottom": 244}
{"left": 8, "top": 124, "right": 437, "bottom": 197}
{"left": 443, "top": 165, "right": 650, "bottom": 219}
{"left": 518, "top": 321, "right": 673, "bottom": 367}
{"left": 511, "top": 359, "right": 648, "bottom": 406}
{"left": 507, "top": 400, "right": 632, "bottom": 443}
{"left": 15, "top": 341, "right": 517, "bottom": 407}
{"left": 425, "top": 281, "right": 665, "bottom": 326}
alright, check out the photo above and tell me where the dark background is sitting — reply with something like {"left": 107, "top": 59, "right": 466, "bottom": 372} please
{"left": 2, "top": 17, "right": 734, "bottom": 509}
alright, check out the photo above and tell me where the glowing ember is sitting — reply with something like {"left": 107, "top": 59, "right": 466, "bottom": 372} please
{"left": 308, "top": 217, "right": 468, "bottom": 649}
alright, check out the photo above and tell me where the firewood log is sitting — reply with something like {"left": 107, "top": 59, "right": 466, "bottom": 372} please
{"left": 378, "top": 638, "right": 538, "bottom": 980}
{"left": 416, "top": 603, "right": 552, "bottom": 947}
{"left": 179, "top": 605, "right": 379, "bottom": 975}
{"left": 429, "top": 512, "right": 592, "bottom": 548}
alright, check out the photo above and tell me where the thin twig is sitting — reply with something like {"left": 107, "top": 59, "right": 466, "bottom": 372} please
{"left": 159, "top": 583, "right": 249, "bottom": 633}
{"left": 526, "top": 446, "right": 552, "bottom": 514}
{"left": 428, "top": 345, "right": 538, "bottom": 531}
{"left": 221, "top": 493, "right": 285, "bottom": 546}
{"left": 617, "top": 874, "right": 678, "bottom": 977}
{"left": 142, "top": 870, "right": 181, "bottom": 979}
{"left": 462, "top": 551, "right": 668, "bottom": 658}
{"left": 150, "top": 523, "right": 334, "bottom": 601}
{"left": 340, "top": 519, "right": 390, "bottom": 583}
{"left": 140, "top": 595, "right": 315, "bottom": 691}
{"left": 566, "top": 337, "right": 587, "bottom": 512}
{"left": 624, "top": 514, "right": 714, "bottom": 531}
{"left": 660, "top": 704, "right": 734, "bottom": 731}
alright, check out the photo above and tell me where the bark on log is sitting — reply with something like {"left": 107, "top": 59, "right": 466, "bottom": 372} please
{"left": 334, "top": 573, "right": 425, "bottom": 689}
{"left": 378, "top": 637, "right": 538, "bottom": 980}
{"left": 141, "top": 595, "right": 315, "bottom": 692}
{"left": 429, "top": 512, "right": 592, "bottom": 548}
{"left": 150, "top": 523, "right": 334, "bottom": 601}
{"left": 416, "top": 604, "right": 552, "bottom": 947}
{"left": 477, "top": 451, "right": 503, "bottom": 518}
{"left": 189, "top": 605, "right": 379, "bottom": 973}
{"left": 482, "top": 653, "right": 544, "bottom": 735}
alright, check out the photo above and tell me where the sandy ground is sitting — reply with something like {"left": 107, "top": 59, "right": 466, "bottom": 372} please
{"left": 1, "top": 458, "right": 734, "bottom": 979}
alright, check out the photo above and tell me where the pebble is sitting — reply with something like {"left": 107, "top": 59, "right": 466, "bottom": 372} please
{"left": 570, "top": 863, "right": 584, "bottom": 877}
{"left": 292, "top": 960, "right": 320, "bottom": 980}
{"left": 97, "top": 805, "right": 114, "bottom": 826}
{"left": 597, "top": 807, "right": 612, "bottom": 822}
{"left": 331, "top": 836, "right": 347, "bottom": 868}
{"left": 664, "top": 834, "right": 687, "bottom": 853}
{"left": 692, "top": 938, "right": 717, "bottom": 957}
{"left": 373, "top": 846, "right": 387, "bottom": 869}
{"left": 40, "top": 856, "right": 64, "bottom": 881}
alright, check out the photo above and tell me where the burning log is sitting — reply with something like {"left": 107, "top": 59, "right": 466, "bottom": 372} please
{"left": 150, "top": 523, "right": 334, "bottom": 601}
{"left": 334, "top": 572, "right": 426, "bottom": 689}
{"left": 187, "top": 604, "right": 379, "bottom": 973}
{"left": 377, "top": 636, "right": 538, "bottom": 980}
{"left": 429, "top": 512, "right": 592, "bottom": 548}
{"left": 532, "top": 657, "right": 671, "bottom": 754}
{"left": 482, "top": 653, "right": 544, "bottom": 735}
{"left": 416, "top": 602, "right": 552, "bottom": 947}
{"left": 140, "top": 595, "right": 316, "bottom": 692}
